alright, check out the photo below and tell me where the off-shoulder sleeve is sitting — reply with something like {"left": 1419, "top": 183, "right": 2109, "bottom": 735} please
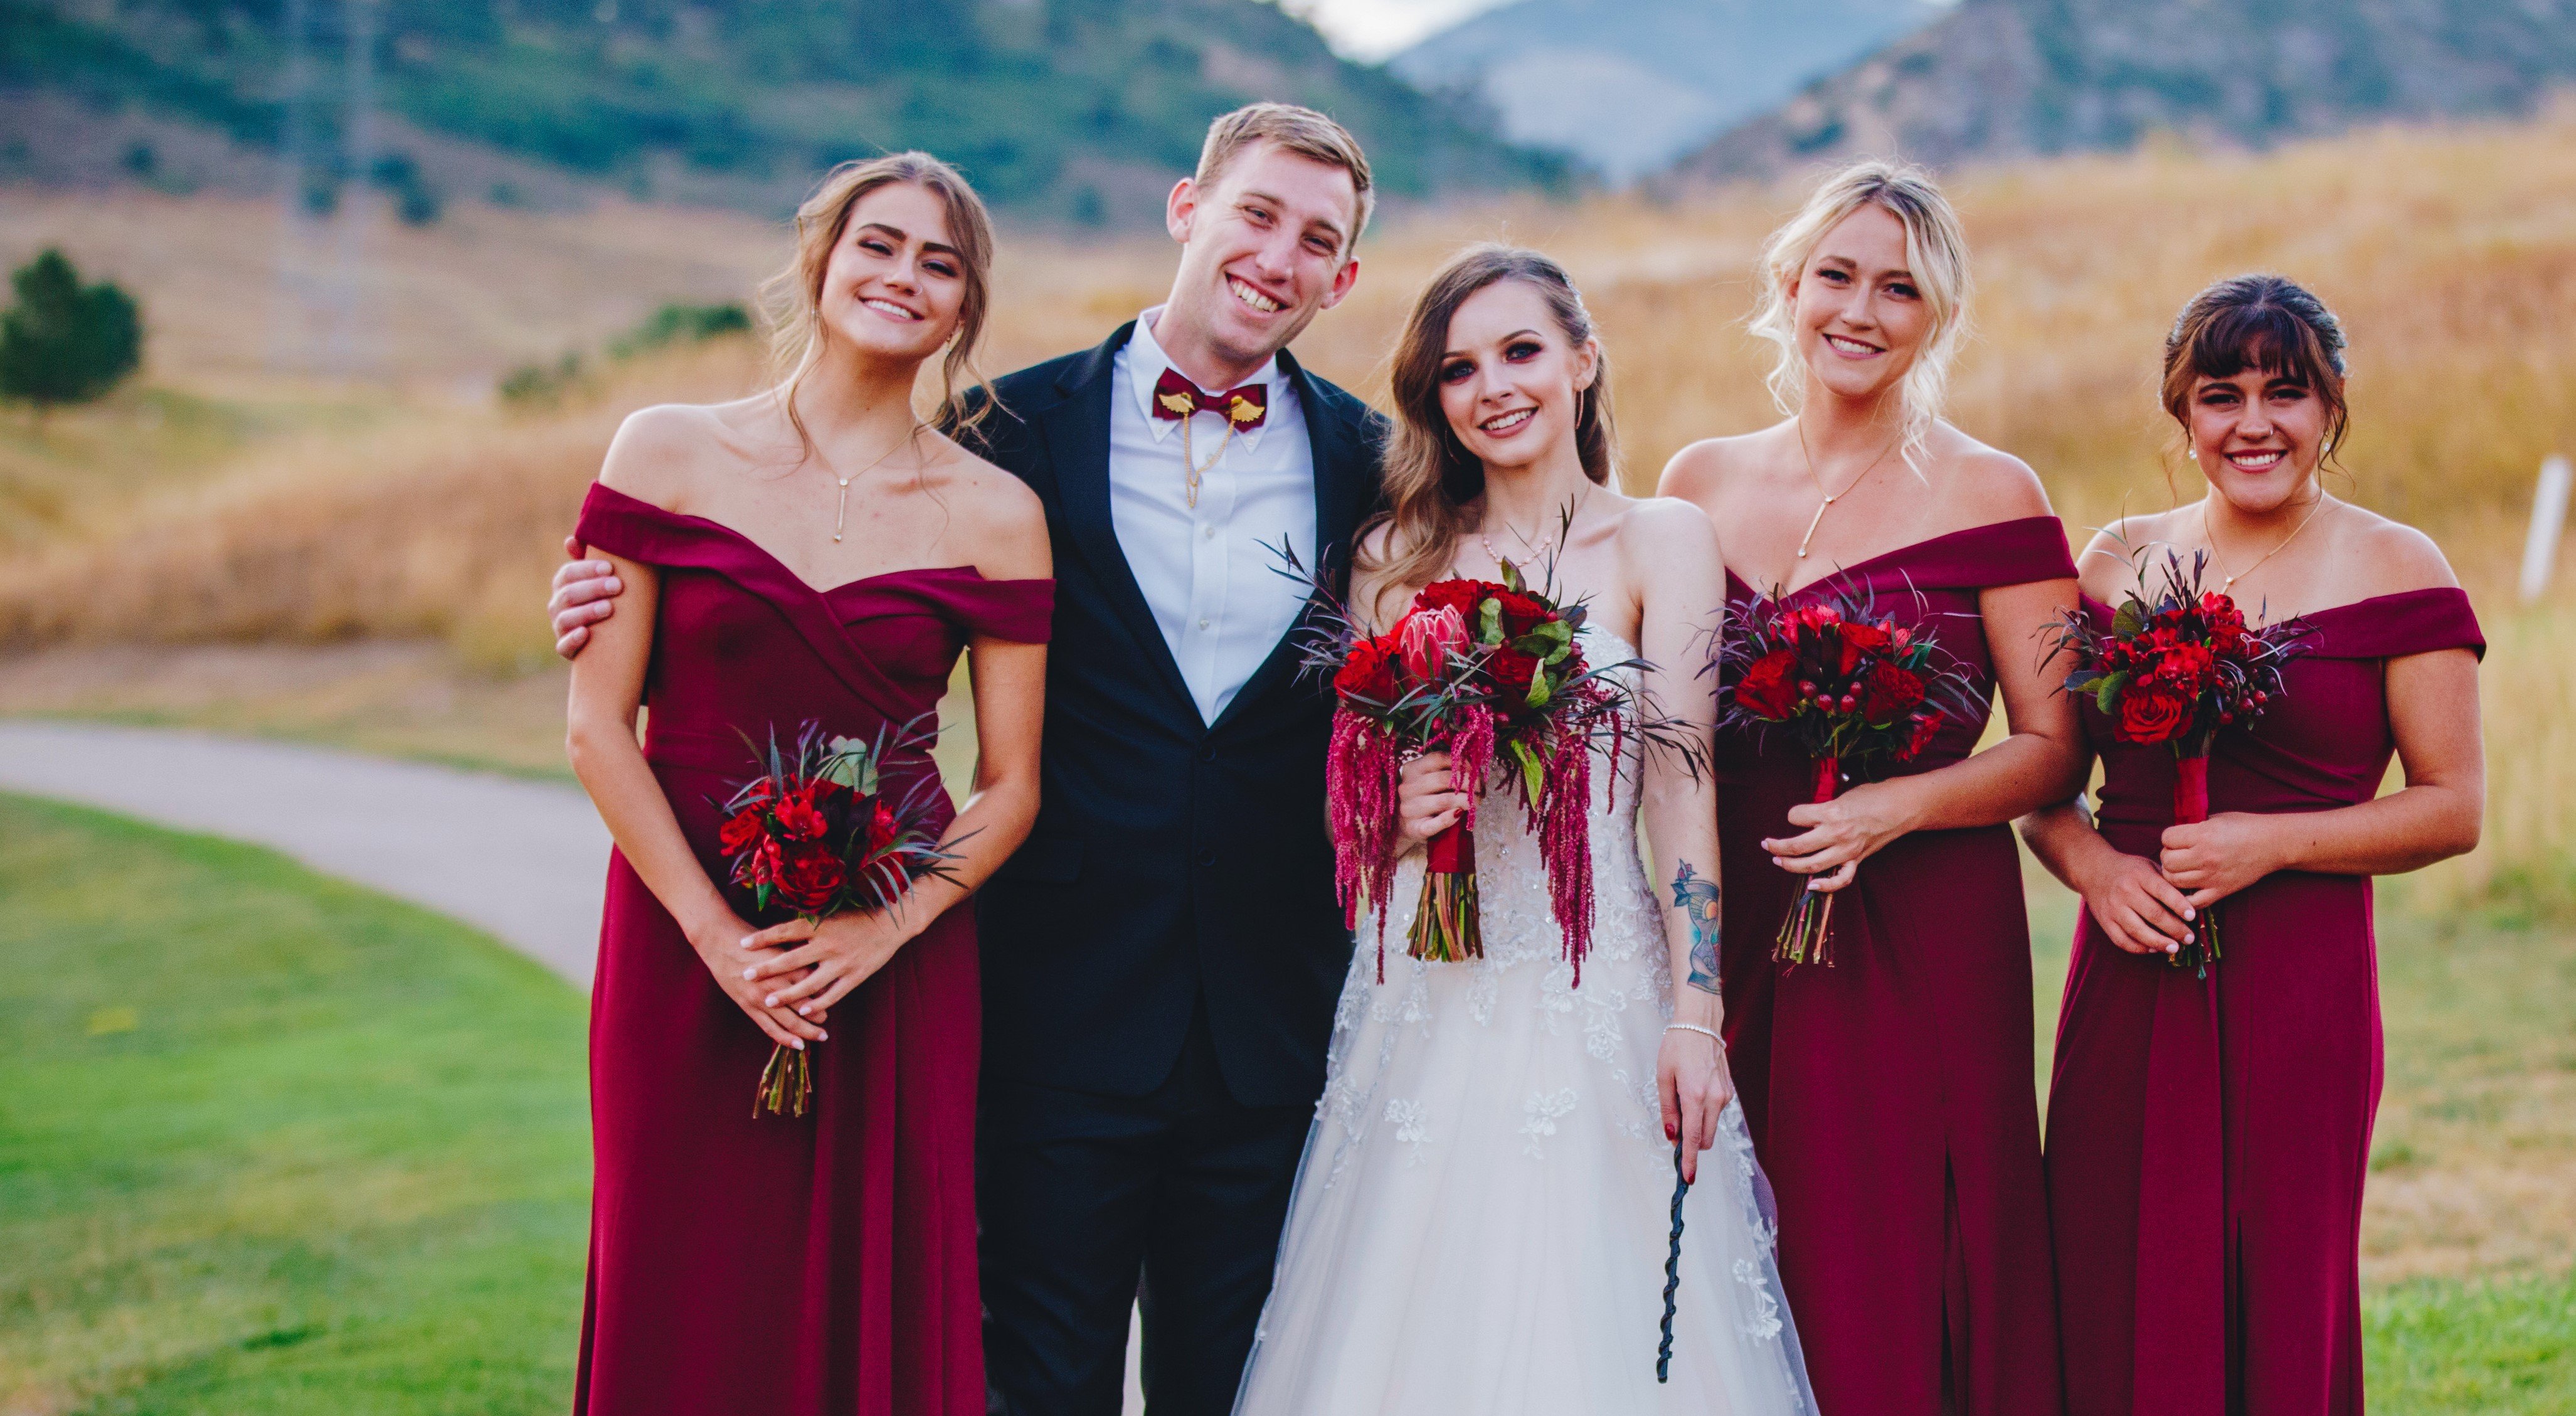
{"left": 943, "top": 577, "right": 1055, "bottom": 644}
{"left": 1880, "top": 516, "right": 2079, "bottom": 592}
{"left": 2303, "top": 587, "right": 2485, "bottom": 662}
{"left": 575, "top": 481, "right": 700, "bottom": 566}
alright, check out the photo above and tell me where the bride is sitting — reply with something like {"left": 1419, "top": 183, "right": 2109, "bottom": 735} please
{"left": 1233, "top": 246, "right": 1815, "bottom": 1413}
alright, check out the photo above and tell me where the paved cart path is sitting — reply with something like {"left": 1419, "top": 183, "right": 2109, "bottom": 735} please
{"left": 0, "top": 721, "right": 610, "bottom": 989}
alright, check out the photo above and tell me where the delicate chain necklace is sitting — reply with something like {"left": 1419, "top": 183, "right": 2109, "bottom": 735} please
{"left": 1478, "top": 485, "right": 1596, "bottom": 572}
{"left": 814, "top": 426, "right": 923, "bottom": 543}
{"left": 2202, "top": 491, "right": 2329, "bottom": 595}
{"left": 1793, "top": 417, "right": 1902, "bottom": 560}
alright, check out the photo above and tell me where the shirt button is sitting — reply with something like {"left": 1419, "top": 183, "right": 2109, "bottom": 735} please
{"left": 1203, "top": 526, "right": 1216, "bottom": 540}
{"left": 1198, "top": 617, "right": 1211, "bottom": 630}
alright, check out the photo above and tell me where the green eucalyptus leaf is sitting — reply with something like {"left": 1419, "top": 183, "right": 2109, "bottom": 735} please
{"left": 1525, "top": 672, "right": 1552, "bottom": 710}
{"left": 1479, "top": 597, "right": 1505, "bottom": 644}
{"left": 2094, "top": 671, "right": 2130, "bottom": 715}
{"left": 2111, "top": 600, "right": 2147, "bottom": 637}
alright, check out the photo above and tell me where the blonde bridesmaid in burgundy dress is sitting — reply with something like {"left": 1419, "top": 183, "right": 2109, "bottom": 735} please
{"left": 1663, "top": 162, "right": 2082, "bottom": 1415}
{"left": 2025, "top": 276, "right": 2484, "bottom": 1416}
{"left": 561, "top": 156, "right": 1052, "bottom": 1415}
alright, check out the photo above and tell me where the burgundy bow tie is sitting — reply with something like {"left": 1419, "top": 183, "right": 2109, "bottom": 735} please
{"left": 1152, "top": 367, "right": 1268, "bottom": 430}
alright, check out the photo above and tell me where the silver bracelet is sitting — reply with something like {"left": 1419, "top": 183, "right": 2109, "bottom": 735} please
{"left": 1663, "top": 1021, "right": 1723, "bottom": 1045}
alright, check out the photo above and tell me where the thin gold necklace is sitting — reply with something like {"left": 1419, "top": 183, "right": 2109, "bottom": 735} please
{"left": 815, "top": 426, "right": 922, "bottom": 544}
{"left": 2202, "top": 491, "right": 2329, "bottom": 595}
{"left": 1793, "top": 417, "right": 1901, "bottom": 560}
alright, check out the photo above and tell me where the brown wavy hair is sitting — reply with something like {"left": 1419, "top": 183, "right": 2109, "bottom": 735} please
{"left": 758, "top": 152, "right": 999, "bottom": 457}
{"left": 1357, "top": 245, "right": 1618, "bottom": 620}
{"left": 2161, "top": 273, "right": 2351, "bottom": 481}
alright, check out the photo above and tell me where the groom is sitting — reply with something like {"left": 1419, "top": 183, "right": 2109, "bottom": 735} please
{"left": 550, "top": 104, "right": 1386, "bottom": 1414}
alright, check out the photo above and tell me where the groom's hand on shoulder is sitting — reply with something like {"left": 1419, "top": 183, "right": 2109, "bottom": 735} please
{"left": 551, "top": 535, "right": 624, "bottom": 659}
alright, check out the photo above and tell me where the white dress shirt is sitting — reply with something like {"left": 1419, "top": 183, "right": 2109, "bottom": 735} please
{"left": 1108, "top": 307, "right": 1319, "bottom": 725}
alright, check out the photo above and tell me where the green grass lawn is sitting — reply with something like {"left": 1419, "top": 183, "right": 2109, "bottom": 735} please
{"left": 0, "top": 794, "right": 588, "bottom": 1415}
{"left": 0, "top": 791, "right": 2567, "bottom": 1411}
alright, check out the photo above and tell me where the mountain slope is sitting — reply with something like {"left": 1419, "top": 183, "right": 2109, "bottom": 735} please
{"left": 0, "top": 0, "right": 1569, "bottom": 221}
{"left": 1391, "top": 0, "right": 1938, "bottom": 183}
{"left": 1668, "top": 0, "right": 2576, "bottom": 184}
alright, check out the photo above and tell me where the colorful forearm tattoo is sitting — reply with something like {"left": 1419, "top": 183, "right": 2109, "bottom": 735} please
{"left": 1671, "top": 862, "right": 1721, "bottom": 995}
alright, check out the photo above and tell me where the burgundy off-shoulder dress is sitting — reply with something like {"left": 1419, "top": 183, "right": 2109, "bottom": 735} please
{"left": 1714, "top": 517, "right": 2075, "bottom": 1416}
{"left": 2046, "top": 588, "right": 2483, "bottom": 1416}
{"left": 570, "top": 483, "right": 1053, "bottom": 1416}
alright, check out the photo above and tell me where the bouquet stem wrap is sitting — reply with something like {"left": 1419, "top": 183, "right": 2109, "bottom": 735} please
{"left": 1774, "top": 755, "right": 1841, "bottom": 967}
{"left": 2170, "top": 751, "right": 2218, "bottom": 975}
{"left": 1407, "top": 821, "right": 1482, "bottom": 964}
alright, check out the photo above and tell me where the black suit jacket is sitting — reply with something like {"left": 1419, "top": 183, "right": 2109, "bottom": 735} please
{"left": 966, "top": 323, "right": 1387, "bottom": 1108}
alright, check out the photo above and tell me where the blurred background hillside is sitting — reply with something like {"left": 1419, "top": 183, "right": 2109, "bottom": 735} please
{"left": 5, "top": 0, "right": 2576, "bottom": 1409}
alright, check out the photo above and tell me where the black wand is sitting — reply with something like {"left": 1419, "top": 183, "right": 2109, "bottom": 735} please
{"left": 1658, "top": 1136, "right": 1690, "bottom": 1383}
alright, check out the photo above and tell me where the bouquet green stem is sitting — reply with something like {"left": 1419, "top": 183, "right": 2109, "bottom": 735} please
{"left": 756, "top": 1043, "right": 812, "bottom": 1119}
{"left": 1774, "top": 754, "right": 1842, "bottom": 967}
{"left": 2169, "top": 750, "right": 2219, "bottom": 977}
{"left": 1406, "top": 822, "right": 1483, "bottom": 963}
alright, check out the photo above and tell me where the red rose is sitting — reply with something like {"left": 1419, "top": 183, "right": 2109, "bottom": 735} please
{"left": 719, "top": 807, "right": 766, "bottom": 858}
{"left": 1488, "top": 647, "right": 1541, "bottom": 697}
{"left": 1334, "top": 636, "right": 1402, "bottom": 704}
{"left": 2114, "top": 684, "right": 2191, "bottom": 744}
{"left": 1861, "top": 661, "right": 1926, "bottom": 720}
{"left": 1493, "top": 590, "right": 1552, "bottom": 639}
{"left": 1413, "top": 580, "right": 1492, "bottom": 621}
{"left": 1839, "top": 620, "right": 1891, "bottom": 657}
{"left": 774, "top": 841, "right": 846, "bottom": 913}
{"left": 1736, "top": 649, "right": 1800, "bottom": 720}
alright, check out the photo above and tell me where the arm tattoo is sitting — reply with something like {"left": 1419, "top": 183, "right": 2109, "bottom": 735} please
{"left": 1671, "top": 863, "right": 1722, "bottom": 996}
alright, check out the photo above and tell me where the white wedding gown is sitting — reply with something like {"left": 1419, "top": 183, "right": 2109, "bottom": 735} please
{"left": 1234, "top": 632, "right": 1816, "bottom": 1415}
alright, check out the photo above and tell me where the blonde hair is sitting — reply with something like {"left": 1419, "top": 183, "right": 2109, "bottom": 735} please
{"left": 1195, "top": 102, "right": 1376, "bottom": 248}
{"left": 758, "top": 152, "right": 999, "bottom": 454}
{"left": 1358, "top": 245, "right": 1616, "bottom": 617}
{"left": 1749, "top": 159, "right": 1971, "bottom": 460}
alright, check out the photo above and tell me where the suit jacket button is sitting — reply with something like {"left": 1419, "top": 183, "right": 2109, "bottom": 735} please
{"left": 1199, "top": 743, "right": 1218, "bottom": 762}
{"left": 1199, "top": 849, "right": 1217, "bottom": 868}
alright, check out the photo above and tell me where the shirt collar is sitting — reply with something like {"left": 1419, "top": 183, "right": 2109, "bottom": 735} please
{"left": 1127, "top": 306, "right": 1282, "bottom": 452}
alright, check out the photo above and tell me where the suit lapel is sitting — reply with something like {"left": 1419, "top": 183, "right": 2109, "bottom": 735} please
{"left": 1041, "top": 322, "right": 1198, "bottom": 719}
{"left": 1211, "top": 351, "right": 1375, "bottom": 734}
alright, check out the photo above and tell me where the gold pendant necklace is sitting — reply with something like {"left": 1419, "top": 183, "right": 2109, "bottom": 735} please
{"left": 2202, "top": 491, "right": 2328, "bottom": 595}
{"left": 819, "top": 427, "right": 921, "bottom": 543}
{"left": 1793, "top": 417, "right": 1901, "bottom": 560}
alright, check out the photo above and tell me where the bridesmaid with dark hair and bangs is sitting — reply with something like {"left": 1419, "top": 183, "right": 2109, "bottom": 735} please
{"left": 2025, "top": 275, "right": 2484, "bottom": 1416}
{"left": 1661, "top": 159, "right": 2080, "bottom": 1416}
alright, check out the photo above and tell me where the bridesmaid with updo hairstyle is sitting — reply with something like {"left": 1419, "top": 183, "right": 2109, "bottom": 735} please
{"left": 1662, "top": 159, "right": 2082, "bottom": 1416}
{"left": 2023, "top": 274, "right": 2485, "bottom": 1416}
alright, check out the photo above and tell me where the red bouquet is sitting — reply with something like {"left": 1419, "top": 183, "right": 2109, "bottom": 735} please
{"left": 2052, "top": 549, "right": 2306, "bottom": 972}
{"left": 1317, "top": 560, "right": 1640, "bottom": 982}
{"left": 717, "top": 722, "right": 963, "bottom": 1116}
{"left": 1719, "top": 588, "right": 1978, "bottom": 966}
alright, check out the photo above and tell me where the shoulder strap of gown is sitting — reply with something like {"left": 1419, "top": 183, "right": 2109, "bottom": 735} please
{"left": 2296, "top": 587, "right": 2486, "bottom": 662}
{"left": 1870, "top": 516, "right": 2077, "bottom": 592}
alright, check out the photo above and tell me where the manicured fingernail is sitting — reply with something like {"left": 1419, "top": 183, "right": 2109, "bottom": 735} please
{"left": 763, "top": 993, "right": 779, "bottom": 1006}
{"left": 740, "top": 937, "right": 756, "bottom": 949}
{"left": 795, "top": 1004, "right": 811, "bottom": 1016}
{"left": 817, "top": 1030, "right": 828, "bottom": 1041}
{"left": 742, "top": 966, "right": 757, "bottom": 980}
{"left": 790, "top": 1038, "right": 804, "bottom": 1050}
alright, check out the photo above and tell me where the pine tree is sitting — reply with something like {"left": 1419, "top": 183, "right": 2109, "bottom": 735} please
{"left": 0, "top": 248, "right": 144, "bottom": 413}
